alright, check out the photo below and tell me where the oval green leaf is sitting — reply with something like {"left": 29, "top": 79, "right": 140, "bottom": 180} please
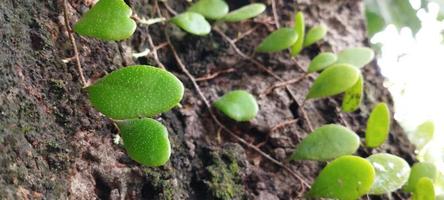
{"left": 308, "top": 155, "right": 375, "bottom": 200}
{"left": 118, "top": 118, "right": 171, "bottom": 166}
{"left": 291, "top": 124, "right": 360, "bottom": 161}
{"left": 303, "top": 24, "right": 327, "bottom": 47}
{"left": 213, "top": 90, "right": 259, "bottom": 122}
{"left": 171, "top": 12, "right": 211, "bottom": 36}
{"left": 411, "top": 121, "right": 435, "bottom": 150}
{"left": 290, "top": 12, "right": 305, "bottom": 56}
{"left": 404, "top": 162, "right": 438, "bottom": 192}
{"left": 367, "top": 153, "right": 411, "bottom": 194}
{"left": 308, "top": 52, "right": 338, "bottom": 73}
{"left": 306, "top": 64, "right": 360, "bottom": 99}
{"left": 336, "top": 47, "right": 375, "bottom": 68}
{"left": 341, "top": 74, "right": 364, "bottom": 112}
{"left": 256, "top": 28, "right": 299, "bottom": 53}
{"left": 188, "top": 0, "right": 229, "bottom": 20}
{"left": 73, "top": 0, "right": 136, "bottom": 41}
{"left": 221, "top": 3, "right": 266, "bottom": 22}
{"left": 413, "top": 177, "right": 435, "bottom": 200}
{"left": 87, "top": 65, "right": 184, "bottom": 120}
{"left": 365, "top": 103, "right": 391, "bottom": 148}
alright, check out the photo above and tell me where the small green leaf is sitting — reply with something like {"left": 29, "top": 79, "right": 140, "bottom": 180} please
{"left": 308, "top": 155, "right": 375, "bottom": 200}
{"left": 87, "top": 65, "right": 184, "bottom": 120}
{"left": 306, "top": 64, "right": 360, "bottom": 99}
{"left": 118, "top": 118, "right": 171, "bottom": 166}
{"left": 221, "top": 3, "right": 266, "bottom": 22}
{"left": 188, "top": 0, "right": 229, "bottom": 20}
{"left": 214, "top": 90, "right": 259, "bottom": 122}
{"left": 367, "top": 153, "right": 411, "bottom": 194}
{"left": 171, "top": 12, "right": 211, "bottom": 36}
{"left": 291, "top": 124, "right": 360, "bottom": 161}
{"left": 336, "top": 47, "right": 375, "bottom": 68}
{"left": 303, "top": 24, "right": 327, "bottom": 47}
{"left": 411, "top": 120, "right": 435, "bottom": 150}
{"left": 413, "top": 177, "right": 435, "bottom": 200}
{"left": 365, "top": 103, "right": 391, "bottom": 148}
{"left": 290, "top": 12, "right": 305, "bottom": 56}
{"left": 404, "top": 162, "right": 438, "bottom": 192}
{"left": 256, "top": 28, "right": 299, "bottom": 53}
{"left": 307, "top": 52, "right": 338, "bottom": 73}
{"left": 341, "top": 74, "right": 364, "bottom": 112}
{"left": 73, "top": 0, "right": 136, "bottom": 41}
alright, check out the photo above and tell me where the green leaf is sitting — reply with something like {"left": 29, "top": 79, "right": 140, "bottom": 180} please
{"left": 308, "top": 155, "right": 375, "bottom": 200}
{"left": 290, "top": 12, "right": 305, "bottom": 56}
{"left": 366, "top": 10, "right": 386, "bottom": 37}
{"left": 367, "top": 153, "right": 411, "bottom": 194}
{"left": 404, "top": 162, "right": 438, "bottom": 192}
{"left": 221, "top": 3, "right": 266, "bottom": 22}
{"left": 336, "top": 47, "right": 375, "bottom": 68}
{"left": 303, "top": 24, "right": 327, "bottom": 47}
{"left": 307, "top": 52, "right": 338, "bottom": 73}
{"left": 256, "top": 28, "right": 299, "bottom": 53}
{"left": 171, "top": 12, "right": 211, "bottom": 36}
{"left": 188, "top": 0, "right": 229, "bottom": 20}
{"left": 214, "top": 90, "right": 259, "bottom": 122}
{"left": 365, "top": 103, "right": 391, "bottom": 148}
{"left": 411, "top": 120, "right": 435, "bottom": 150}
{"left": 87, "top": 65, "right": 184, "bottom": 120}
{"left": 341, "top": 74, "right": 364, "bottom": 112}
{"left": 306, "top": 64, "right": 360, "bottom": 99}
{"left": 118, "top": 118, "right": 171, "bottom": 166}
{"left": 413, "top": 177, "right": 435, "bottom": 200}
{"left": 291, "top": 124, "right": 360, "bottom": 161}
{"left": 73, "top": 0, "right": 136, "bottom": 41}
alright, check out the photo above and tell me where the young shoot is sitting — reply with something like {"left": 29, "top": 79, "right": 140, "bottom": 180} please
{"left": 404, "top": 162, "right": 438, "bottom": 192}
{"left": 341, "top": 74, "right": 364, "bottom": 112}
{"left": 221, "top": 3, "right": 266, "bottom": 22}
{"left": 365, "top": 102, "right": 391, "bottom": 148}
{"left": 290, "top": 12, "right": 305, "bottom": 56}
{"left": 366, "top": 153, "right": 411, "bottom": 195}
{"left": 213, "top": 90, "right": 259, "bottom": 122}
{"left": 87, "top": 65, "right": 184, "bottom": 120}
{"left": 303, "top": 24, "right": 328, "bottom": 47}
{"left": 413, "top": 177, "right": 435, "bottom": 200}
{"left": 73, "top": 0, "right": 136, "bottom": 41}
{"left": 256, "top": 28, "right": 299, "bottom": 53}
{"left": 290, "top": 124, "right": 360, "bottom": 161}
{"left": 308, "top": 155, "right": 375, "bottom": 200}
{"left": 118, "top": 118, "right": 171, "bottom": 167}
{"left": 170, "top": 12, "right": 212, "bottom": 36}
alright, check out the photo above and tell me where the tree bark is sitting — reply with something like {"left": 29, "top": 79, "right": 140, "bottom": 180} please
{"left": 0, "top": 0, "right": 416, "bottom": 199}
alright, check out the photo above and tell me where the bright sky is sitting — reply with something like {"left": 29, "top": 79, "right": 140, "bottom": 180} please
{"left": 371, "top": 1, "right": 444, "bottom": 193}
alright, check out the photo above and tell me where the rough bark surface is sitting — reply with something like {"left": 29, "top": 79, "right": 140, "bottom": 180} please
{"left": 0, "top": 0, "right": 416, "bottom": 199}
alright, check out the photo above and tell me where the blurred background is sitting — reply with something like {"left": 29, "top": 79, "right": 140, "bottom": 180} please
{"left": 365, "top": 0, "right": 444, "bottom": 195}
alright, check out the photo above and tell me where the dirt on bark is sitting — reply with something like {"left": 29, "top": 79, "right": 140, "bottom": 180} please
{"left": 0, "top": 0, "right": 416, "bottom": 199}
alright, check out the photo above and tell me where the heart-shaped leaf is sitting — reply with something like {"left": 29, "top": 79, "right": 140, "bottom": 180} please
{"left": 308, "top": 52, "right": 338, "bottom": 73}
{"left": 404, "top": 162, "right": 438, "bottom": 192}
{"left": 73, "top": 0, "right": 136, "bottom": 41}
{"left": 87, "top": 65, "right": 184, "bottom": 120}
{"left": 221, "top": 3, "right": 266, "bottom": 22}
{"left": 365, "top": 103, "right": 391, "bottom": 148}
{"left": 291, "top": 124, "right": 360, "bottom": 161}
{"left": 308, "top": 155, "right": 375, "bottom": 200}
{"left": 118, "top": 118, "right": 171, "bottom": 166}
{"left": 367, "top": 153, "right": 411, "bottom": 194}
{"left": 411, "top": 121, "right": 435, "bottom": 150}
{"left": 336, "top": 47, "right": 375, "bottom": 68}
{"left": 214, "top": 90, "right": 259, "bottom": 122}
{"left": 188, "top": 0, "right": 229, "bottom": 20}
{"left": 341, "top": 74, "right": 364, "bottom": 112}
{"left": 303, "top": 24, "right": 327, "bottom": 47}
{"left": 290, "top": 12, "right": 305, "bottom": 56}
{"left": 171, "top": 12, "right": 211, "bottom": 36}
{"left": 413, "top": 177, "right": 435, "bottom": 200}
{"left": 306, "top": 64, "right": 360, "bottom": 99}
{"left": 256, "top": 28, "right": 299, "bottom": 53}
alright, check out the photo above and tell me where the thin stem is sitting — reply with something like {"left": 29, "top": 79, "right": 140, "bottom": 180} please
{"left": 271, "top": 0, "right": 281, "bottom": 28}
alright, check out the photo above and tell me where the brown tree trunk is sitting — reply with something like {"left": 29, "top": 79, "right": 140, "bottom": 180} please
{"left": 0, "top": 0, "right": 416, "bottom": 199}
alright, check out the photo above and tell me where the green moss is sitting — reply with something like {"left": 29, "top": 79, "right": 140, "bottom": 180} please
{"left": 142, "top": 168, "right": 175, "bottom": 200}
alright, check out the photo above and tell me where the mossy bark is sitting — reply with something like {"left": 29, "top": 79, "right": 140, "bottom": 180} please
{"left": 0, "top": 0, "right": 415, "bottom": 199}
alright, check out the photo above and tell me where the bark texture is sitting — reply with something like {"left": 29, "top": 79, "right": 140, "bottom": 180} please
{"left": 0, "top": 0, "right": 416, "bottom": 199}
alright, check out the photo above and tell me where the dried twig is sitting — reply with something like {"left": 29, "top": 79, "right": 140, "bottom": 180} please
{"left": 271, "top": 0, "right": 281, "bottom": 28}
{"left": 261, "top": 73, "right": 308, "bottom": 96}
{"left": 63, "top": 0, "right": 87, "bottom": 87}
{"left": 271, "top": 119, "right": 299, "bottom": 132}
{"left": 147, "top": 32, "right": 166, "bottom": 69}
{"left": 195, "top": 68, "right": 236, "bottom": 82}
